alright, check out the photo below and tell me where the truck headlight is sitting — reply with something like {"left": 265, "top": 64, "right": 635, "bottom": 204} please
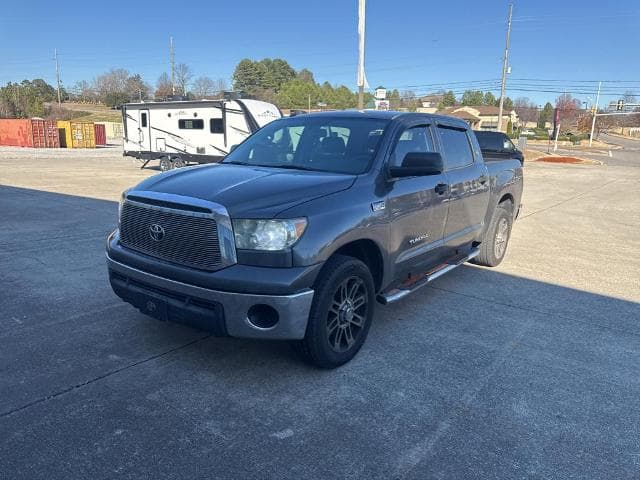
{"left": 232, "top": 218, "right": 307, "bottom": 250}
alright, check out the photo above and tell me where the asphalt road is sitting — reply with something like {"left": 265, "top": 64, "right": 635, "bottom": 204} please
{"left": 529, "top": 132, "right": 640, "bottom": 167}
{"left": 1, "top": 148, "right": 639, "bottom": 479}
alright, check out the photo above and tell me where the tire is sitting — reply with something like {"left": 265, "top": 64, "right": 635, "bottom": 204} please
{"left": 173, "top": 157, "right": 186, "bottom": 169}
{"left": 159, "top": 157, "right": 173, "bottom": 172}
{"left": 471, "top": 202, "right": 513, "bottom": 267}
{"left": 294, "top": 254, "right": 375, "bottom": 369}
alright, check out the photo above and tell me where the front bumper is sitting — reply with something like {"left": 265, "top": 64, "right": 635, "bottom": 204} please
{"left": 107, "top": 253, "right": 315, "bottom": 340}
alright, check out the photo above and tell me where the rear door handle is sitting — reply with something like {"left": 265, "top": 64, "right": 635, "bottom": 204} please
{"left": 435, "top": 183, "right": 449, "bottom": 195}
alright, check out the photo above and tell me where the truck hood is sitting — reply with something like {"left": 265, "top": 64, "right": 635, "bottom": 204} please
{"left": 134, "top": 164, "right": 356, "bottom": 217}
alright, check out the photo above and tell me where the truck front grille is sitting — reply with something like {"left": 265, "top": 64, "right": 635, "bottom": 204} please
{"left": 119, "top": 200, "right": 222, "bottom": 271}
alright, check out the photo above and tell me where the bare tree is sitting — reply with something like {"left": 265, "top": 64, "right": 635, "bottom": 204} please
{"left": 213, "top": 78, "right": 228, "bottom": 96}
{"left": 155, "top": 72, "right": 173, "bottom": 99}
{"left": 175, "top": 63, "right": 193, "bottom": 96}
{"left": 192, "top": 76, "right": 216, "bottom": 99}
{"left": 556, "top": 93, "right": 582, "bottom": 130}
{"left": 72, "top": 80, "right": 96, "bottom": 103}
{"left": 94, "top": 68, "right": 129, "bottom": 102}
{"left": 514, "top": 97, "right": 538, "bottom": 125}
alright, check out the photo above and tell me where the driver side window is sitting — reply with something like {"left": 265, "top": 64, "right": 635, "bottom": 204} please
{"left": 391, "top": 126, "right": 434, "bottom": 167}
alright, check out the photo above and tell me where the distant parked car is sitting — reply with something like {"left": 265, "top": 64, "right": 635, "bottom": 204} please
{"left": 473, "top": 130, "right": 524, "bottom": 165}
{"left": 520, "top": 129, "right": 535, "bottom": 136}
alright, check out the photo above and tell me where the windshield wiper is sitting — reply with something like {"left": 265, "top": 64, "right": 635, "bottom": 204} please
{"left": 268, "top": 163, "right": 319, "bottom": 172}
{"left": 223, "top": 160, "right": 250, "bottom": 165}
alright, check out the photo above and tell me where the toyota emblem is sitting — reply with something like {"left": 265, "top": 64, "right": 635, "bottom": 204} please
{"left": 149, "top": 223, "right": 165, "bottom": 241}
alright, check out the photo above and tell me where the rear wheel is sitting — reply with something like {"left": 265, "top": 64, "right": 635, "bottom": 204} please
{"left": 471, "top": 203, "right": 513, "bottom": 267}
{"left": 173, "top": 157, "right": 186, "bottom": 169}
{"left": 159, "top": 157, "right": 173, "bottom": 172}
{"left": 294, "top": 255, "right": 375, "bottom": 369}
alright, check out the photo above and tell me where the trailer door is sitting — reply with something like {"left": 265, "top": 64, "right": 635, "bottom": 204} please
{"left": 138, "top": 109, "right": 151, "bottom": 151}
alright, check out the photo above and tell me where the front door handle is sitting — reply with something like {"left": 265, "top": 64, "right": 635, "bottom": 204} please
{"left": 479, "top": 175, "right": 488, "bottom": 185}
{"left": 435, "top": 183, "right": 449, "bottom": 195}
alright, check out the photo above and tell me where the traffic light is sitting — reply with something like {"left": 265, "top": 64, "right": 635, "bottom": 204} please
{"left": 617, "top": 100, "right": 624, "bottom": 111}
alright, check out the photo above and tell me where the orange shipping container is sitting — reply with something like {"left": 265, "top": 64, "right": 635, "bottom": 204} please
{"left": 0, "top": 119, "right": 60, "bottom": 148}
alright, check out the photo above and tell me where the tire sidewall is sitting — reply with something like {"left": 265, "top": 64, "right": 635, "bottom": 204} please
{"left": 306, "top": 257, "right": 375, "bottom": 368}
{"left": 489, "top": 205, "right": 512, "bottom": 265}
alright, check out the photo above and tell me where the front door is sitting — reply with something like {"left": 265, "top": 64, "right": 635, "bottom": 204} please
{"left": 138, "top": 109, "right": 151, "bottom": 151}
{"left": 386, "top": 124, "right": 450, "bottom": 278}
{"left": 436, "top": 124, "right": 490, "bottom": 249}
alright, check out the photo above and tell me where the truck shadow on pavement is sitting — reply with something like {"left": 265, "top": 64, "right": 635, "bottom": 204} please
{"left": 2, "top": 184, "right": 640, "bottom": 479}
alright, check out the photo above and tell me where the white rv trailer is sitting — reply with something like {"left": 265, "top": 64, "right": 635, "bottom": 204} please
{"left": 122, "top": 99, "right": 281, "bottom": 170}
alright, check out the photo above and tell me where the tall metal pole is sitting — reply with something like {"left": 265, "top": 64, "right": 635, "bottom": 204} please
{"left": 357, "top": 0, "right": 367, "bottom": 110}
{"left": 589, "top": 81, "right": 602, "bottom": 147}
{"left": 170, "top": 37, "right": 176, "bottom": 96}
{"left": 497, "top": 3, "right": 513, "bottom": 132}
{"left": 54, "top": 48, "right": 62, "bottom": 105}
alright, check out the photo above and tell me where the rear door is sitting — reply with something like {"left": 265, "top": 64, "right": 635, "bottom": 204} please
{"left": 386, "top": 123, "right": 450, "bottom": 277}
{"left": 436, "top": 123, "right": 490, "bottom": 249}
{"left": 138, "top": 109, "right": 151, "bottom": 151}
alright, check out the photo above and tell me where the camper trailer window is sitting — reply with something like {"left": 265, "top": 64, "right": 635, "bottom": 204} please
{"left": 179, "top": 119, "right": 204, "bottom": 129}
{"left": 141, "top": 113, "right": 147, "bottom": 127}
{"left": 210, "top": 118, "right": 224, "bottom": 134}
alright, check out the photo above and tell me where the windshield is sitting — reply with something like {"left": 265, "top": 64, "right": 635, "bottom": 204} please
{"left": 223, "top": 116, "right": 389, "bottom": 174}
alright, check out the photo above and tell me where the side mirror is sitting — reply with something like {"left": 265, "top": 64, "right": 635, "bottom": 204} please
{"left": 389, "top": 152, "right": 443, "bottom": 178}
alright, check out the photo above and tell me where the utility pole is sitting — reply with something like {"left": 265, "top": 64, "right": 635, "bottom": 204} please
{"left": 357, "top": 0, "right": 367, "bottom": 110}
{"left": 54, "top": 48, "right": 62, "bottom": 105}
{"left": 497, "top": 3, "right": 513, "bottom": 132}
{"left": 170, "top": 36, "right": 176, "bottom": 96}
{"left": 589, "top": 81, "right": 602, "bottom": 147}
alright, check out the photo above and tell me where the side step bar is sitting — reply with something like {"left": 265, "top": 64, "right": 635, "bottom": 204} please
{"left": 377, "top": 248, "right": 480, "bottom": 305}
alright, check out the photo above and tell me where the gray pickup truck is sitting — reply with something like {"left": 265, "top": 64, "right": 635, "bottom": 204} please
{"left": 106, "top": 111, "right": 523, "bottom": 368}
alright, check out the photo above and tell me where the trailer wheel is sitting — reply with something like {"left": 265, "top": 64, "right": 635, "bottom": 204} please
{"left": 159, "top": 157, "right": 173, "bottom": 172}
{"left": 173, "top": 157, "right": 186, "bottom": 169}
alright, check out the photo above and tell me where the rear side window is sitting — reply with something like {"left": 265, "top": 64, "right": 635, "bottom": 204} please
{"left": 437, "top": 126, "right": 474, "bottom": 169}
{"left": 391, "top": 126, "right": 434, "bottom": 166}
{"left": 178, "top": 119, "right": 204, "bottom": 129}
{"left": 210, "top": 118, "right": 224, "bottom": 134}
{"left": 140, "top": 113, "right": 147, "bottom": 127}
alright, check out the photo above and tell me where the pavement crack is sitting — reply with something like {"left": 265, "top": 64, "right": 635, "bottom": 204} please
{"left": 0, "top": 334, "right": 211, "bottom": 419}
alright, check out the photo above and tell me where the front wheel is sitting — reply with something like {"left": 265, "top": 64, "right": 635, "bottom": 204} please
{"left": 471, "top": 203, "right": 513, "bottom": 267}
{"left": 294, "top": 255, "right": 375, "bottom": 369}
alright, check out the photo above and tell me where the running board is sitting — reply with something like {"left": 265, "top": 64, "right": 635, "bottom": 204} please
{"left": 377, "top": 248, "right": 480, "bottom": 305}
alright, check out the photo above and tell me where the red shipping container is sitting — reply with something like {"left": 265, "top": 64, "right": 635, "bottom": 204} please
{"left": 94, "top": 123, "right": 106, "bottom": 146}
{"left": 0, "top": 119, "right": 60, "bottom": 148}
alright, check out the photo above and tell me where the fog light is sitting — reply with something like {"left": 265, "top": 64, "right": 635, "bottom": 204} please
{"left": 247, "top": 304, "right": 279, "bottom": 329}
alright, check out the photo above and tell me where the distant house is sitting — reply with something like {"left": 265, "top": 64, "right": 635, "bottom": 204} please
{"left": 416, "top": 94, "right": 445, "bottom": 114}
{"left": 440, "top": 105, "right": 519, "bottom": 132}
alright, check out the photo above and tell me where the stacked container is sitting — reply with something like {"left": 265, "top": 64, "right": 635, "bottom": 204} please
{"left": 57, "top": 121, "right": 96, "bottom": 148}
{"left": 0, "top": 119, "right": 60, "bottom": 148}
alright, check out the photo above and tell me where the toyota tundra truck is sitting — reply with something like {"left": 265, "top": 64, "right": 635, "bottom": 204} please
{"left": 106, "top": 111, "right": 523, "bottom": 368}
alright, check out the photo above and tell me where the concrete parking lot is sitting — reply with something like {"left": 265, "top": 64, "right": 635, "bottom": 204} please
{"left": 1, "top": 145, "right": 639, "bottom": 479}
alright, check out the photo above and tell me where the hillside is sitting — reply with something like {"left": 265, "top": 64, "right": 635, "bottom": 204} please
{"left": 47, "top": 102, "right": 123, "bottom": 123}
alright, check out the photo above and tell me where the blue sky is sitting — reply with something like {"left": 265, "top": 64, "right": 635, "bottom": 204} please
{"left": 1, "top": 0, "right": 638, "bottom": 107}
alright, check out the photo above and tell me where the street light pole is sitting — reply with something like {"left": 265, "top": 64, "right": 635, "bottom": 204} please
{"left": 497, "top": 3, "right": 513, "bottom": 132}
{"left": 589, "top": 81, "right": 602, "bottom": 147}
{"left": 357, "top": 0, "right": 367, "bottom": 110}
